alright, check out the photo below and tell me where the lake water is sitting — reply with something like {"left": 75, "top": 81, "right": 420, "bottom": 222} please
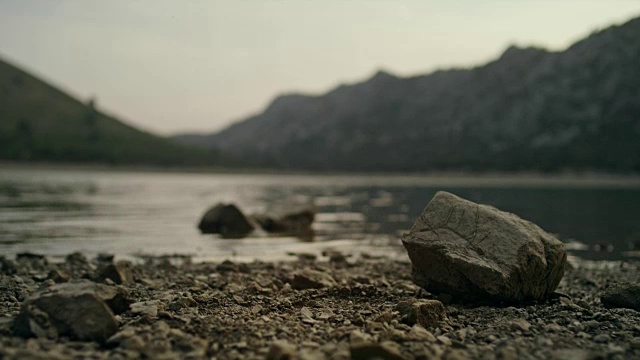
{"left": 1, "top": 167, "right": 640, "bottom": 262}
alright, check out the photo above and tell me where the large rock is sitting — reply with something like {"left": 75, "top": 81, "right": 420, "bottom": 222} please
{"left": 197, "top": 203, "right": 255, "bottom": 238}
{"left": 601, "top": 283, "right": 640, "bottom": 311}
{"left": 401, "top": 191, "right": 566, "bottom": 303}
{"left": 14, "top": 280, "right": 131, "bottom": 342}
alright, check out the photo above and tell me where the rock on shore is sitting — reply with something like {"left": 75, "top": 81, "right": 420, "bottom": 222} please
{"left": 1, "top": 251, "right": 640, "bottom": 359}
{"left": 14, "top": 280, "right": 131, "bottom": 342}
{"left": 402, "top": 191, "right": 567, "bottom": 303}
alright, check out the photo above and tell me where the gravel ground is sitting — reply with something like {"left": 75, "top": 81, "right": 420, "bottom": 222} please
{"left": 1, "top": 251, "right": 639, "bottom": 359}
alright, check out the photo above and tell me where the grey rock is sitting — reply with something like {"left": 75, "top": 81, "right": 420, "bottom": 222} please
{"left": 14, "top": 280, "right": 131, "bottom": 342}
{"left": 402, "top": 191, "right": 566, "bottom": 302}
{"left": 197, "top": 203, "right": 255, "bottom": 238}
{"left": 600, "top": 282, "right": 640, "bottom": 311}
{"left": 290, "top": 269, "right": 337, "bottom": 290}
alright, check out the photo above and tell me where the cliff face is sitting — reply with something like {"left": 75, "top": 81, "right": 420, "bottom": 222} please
{"left": 174, "top": 17, "right": 640, "bottom": 172}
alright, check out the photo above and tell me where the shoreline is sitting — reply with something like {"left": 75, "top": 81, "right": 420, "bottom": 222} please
{"left": 3, "top": 161, "right": 640, "bottom": 189}
{"left": 1, "top": 251, "right": 639, "bottom": 359}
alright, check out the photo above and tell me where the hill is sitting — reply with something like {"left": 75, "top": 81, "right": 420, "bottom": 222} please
{"left": 173, "top": 16, "right": 640, "bottom": 172}
{"left": 0, "top": 58, "right": 233, "bottom": 167}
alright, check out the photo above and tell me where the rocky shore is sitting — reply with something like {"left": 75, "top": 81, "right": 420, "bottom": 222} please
{"left": 1, "top": 251, "right": 639, "bottom": 360}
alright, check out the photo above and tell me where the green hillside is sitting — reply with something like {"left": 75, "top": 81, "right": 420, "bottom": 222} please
{"left": 0, "top": 57, "right": 230, "bottom": 166}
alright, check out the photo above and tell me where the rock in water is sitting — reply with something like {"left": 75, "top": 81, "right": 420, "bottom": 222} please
{"left": 401, "top": 191, "right": 566, "bottom": 302}
{"left": 197, "top": 203, "right": 255, "bottom": 238}
{"left": 601, "top": 283, "right": 640, "bottom": 311}
{"left": 14, "top": 280, "right": 131, "bottom": 342}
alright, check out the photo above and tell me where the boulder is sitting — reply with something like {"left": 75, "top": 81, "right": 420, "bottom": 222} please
{"left": 401, "top": 191, "right": 566, "bottom": 303}
{"left": 14, "top": 280, "right": 131, "bottom": 342}
{"left": 601, "top": 283, "right": 640, "bottom": 311}
{"left": 197, "top": 203, "right": 255, "bottom": 238}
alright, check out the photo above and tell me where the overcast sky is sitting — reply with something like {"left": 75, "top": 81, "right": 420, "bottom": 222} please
{"left": 1, "top": 1, "right": 638, "bottom": 135}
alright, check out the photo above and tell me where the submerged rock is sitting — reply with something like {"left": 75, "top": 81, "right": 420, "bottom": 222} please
{"left": 197, "top": 203, "right": 255, "bottom": 238}
{"left": 14, "top": 280, "right": 131, "bottom": 342}
{"left": 601, "top": 282, "right": 640, "bottom": 311}
{"left": 402, "top": 191, "right": 566, "bottom": 303}
{"left": 253, "top": 208, "right": 315, "bottom": 238}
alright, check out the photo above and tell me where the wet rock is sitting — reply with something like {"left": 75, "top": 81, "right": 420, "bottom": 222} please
{"left": 600, "top": 282, "right": 640, "bottom": 311}
{"left": 14, "top": 280, "right": 131, "bottom": 342}
{"left": 290, "top": 269, "right": 337, "bottom": 290}
{"left": 397, "top": 299, "right": 447, "bottom": 328}
{"left": 197, "top": 203, "right": 255, "bottom": 238}
{"left": 266, "top": 340, "right": 297, "bottom": 360}
{"left": 402, "top": 191, "right": 567, "bottom": 303}
{"left": 350, "top": 341, "right": 404, "bottom": 360}
{"left": 95, "top": 261, "right": 134, "bottom": 285}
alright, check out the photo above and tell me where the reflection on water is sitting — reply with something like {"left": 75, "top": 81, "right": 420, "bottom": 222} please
{"left": 1, "top": 167, "right": 640, "bottom": 261}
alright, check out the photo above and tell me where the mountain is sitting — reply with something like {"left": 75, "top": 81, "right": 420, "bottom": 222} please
{"left": 0, "top": 57, "right": 233, "bottom": 167}
{"left": 174, "top": 16, "right": 640, "bottom": 172}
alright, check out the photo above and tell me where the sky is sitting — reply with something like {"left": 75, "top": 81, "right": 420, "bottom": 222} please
{"left": 0, "top": 1, "right": 639, "bottom": 135}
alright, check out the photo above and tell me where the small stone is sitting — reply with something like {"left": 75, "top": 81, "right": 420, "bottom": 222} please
{"left": 593, "top": 334, "right": 610, "bottom": 343}
{"left": 300, "top": 307, "right": 314, "bottom": 319}
{"left": 349, "top": 330, "right": 372, "bottom": 345}
{"left": 510, "top": 318, "right": 531, "bottom": 332}
{"left": 95, "top": 261, "right": 134, "bottom": 285}
{"left": 251, "top": 305, "right": 263, "bottom": 315}
{"left": 601, "top": 283, "right": 640, "bottom": 311}
{"left": 350, "top": 341, "right": 404, "bottom": 360}
{"left": 290, "top": 269, "right": 337, "bottom": 290}
{"left": 130, "top": 301, "right": 158, "bottom": 317}
{"left": 14, "top": 280, "right": 131, "bottom": 342}
{"left": 397, "top": 299, "right": 447, "bottom": 328}
{"left": 437, "top": 335, "right": 452, "bottom": 346}
{"left": 544, "top": 323, "right": 563, "bottom": 332}
{"left": 266, "top": 340, "right": 296, "bottom": 360}
{"left": 408, "top": 325, "right": 437, "bottom": 342}
{"left": 629, "top": 338, "right": 640, "bottom": 350}
{"left": 46, "top": 269, "right": 70, "bottom": 283}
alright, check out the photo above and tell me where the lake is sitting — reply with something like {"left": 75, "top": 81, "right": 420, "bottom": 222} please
{"left": 1, "top": 167, "right": 640, "bottom": 262}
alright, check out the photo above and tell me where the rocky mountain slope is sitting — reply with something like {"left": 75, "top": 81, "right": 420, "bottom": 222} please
{"left": 174, "top": 16, "right": 640, "bottom": 172}
{"left": 0, "top": 58, "right": 233, "bottom": 167}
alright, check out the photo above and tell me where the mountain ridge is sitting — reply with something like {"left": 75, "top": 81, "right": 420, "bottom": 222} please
{"left": 0, "top": 56, "right": 236, "bottom": 167}
{"left": 173, "top": 15, "right": 640, "bottom": 172}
